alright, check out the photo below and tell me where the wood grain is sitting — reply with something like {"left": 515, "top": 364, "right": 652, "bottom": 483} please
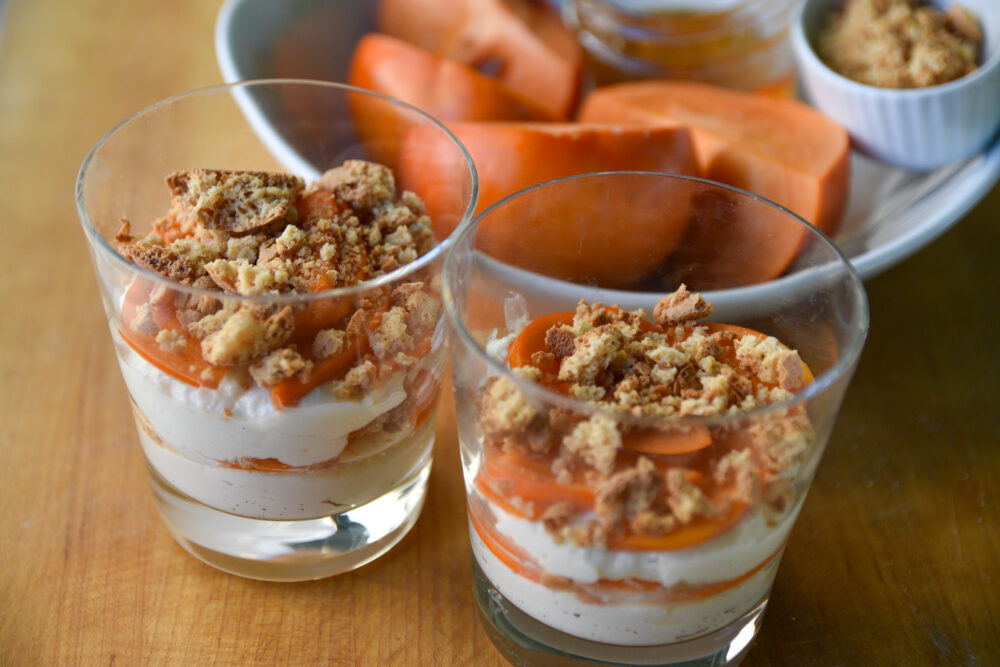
{"left": 0, "top": 1, "right": 997, "bottom": 665}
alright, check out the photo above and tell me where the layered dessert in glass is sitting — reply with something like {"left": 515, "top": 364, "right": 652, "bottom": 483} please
{"left": 116, "top": 161, "right": 444, "bottom": 521}
{"left": 77, "top": 81, "right": 476, "bottom": 580}
{"left": 470, "top": 288, "right": 812, "bottom": 646}
{"left": 443, "top": 171, "right": 867, "bottom": 665}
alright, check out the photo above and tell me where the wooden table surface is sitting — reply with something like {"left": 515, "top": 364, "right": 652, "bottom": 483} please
{"left": 1, "top": 1, "right": 997, "bottom": 665}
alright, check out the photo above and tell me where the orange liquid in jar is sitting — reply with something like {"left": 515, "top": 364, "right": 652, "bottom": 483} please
{"left": 567, "top": 0, "right": 797, "bottom": 97}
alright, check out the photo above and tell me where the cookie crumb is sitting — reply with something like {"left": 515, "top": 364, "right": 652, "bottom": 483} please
{"left": 545, "top": 326, "right": 576, "bottom": 358}
{"left": 131, "top": 303, "right": 158, "bottom": 336}
{"left": 165, "top": 169, "right": 303, "bottom": 233}
{"left": 595, "top": 458, "right": 667, "bottom": 528}
{"left": 734, "top": 335, "right": 806, "bottom": 391}
{"left": 249, "top": 347, "right": 312, "bottom": 387}
{"left": 654, "top": 284, "right": 713, "bottom": 326}
{"left": 480, "top": 376, "right": 540, "bottom": 439}
{"left": 200, "top": 306, "right": 294, "bottom": 366}
{"left": 560, "top": 414, "right": 621, "bottom": 476}
{"left": 155, "top": 328, "right": 187, "bottom": 353}
{"left": 313, "top": 328, "right": 348, "bottom": 359}
{"left": 317, "top": 160, "right": 395, "bottom": 214}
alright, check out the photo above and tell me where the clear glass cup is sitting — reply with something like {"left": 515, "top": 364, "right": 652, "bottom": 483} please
{"left": 563, "top": 0, "right": 800, "bottom": 96}
{"left": 442, "top": 172, "right": 867, "bottom": 665}
{"left": 76, "top": 81, "right": 476, "bottom": 581}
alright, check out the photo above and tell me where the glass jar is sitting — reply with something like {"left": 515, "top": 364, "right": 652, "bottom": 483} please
{"left": 564, "top": 0, "right": 800, "bottom": 96}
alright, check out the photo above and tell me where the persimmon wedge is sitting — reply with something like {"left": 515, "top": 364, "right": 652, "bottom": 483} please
{"left": 348, "top": 33, "right": 560, "bottom": 169}
{"left": 398, "top": 121, "right": 698, "bottom": 288}
{"left": 658, "top": 183, "right": 809, "bottom": 290}
{"left": 578, "top": 81, "right": 850, "bottom": 236}
{"left": 349, "top": 33, "right": 561, "bottom": 125}
{"left": 375, "top": 0, "right": 582, "bottom": 117}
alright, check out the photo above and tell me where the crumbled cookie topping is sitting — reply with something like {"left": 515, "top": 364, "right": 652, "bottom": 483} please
{"left": 540, "top": 287, "right": 806, "bottom": 421}
{"left": 734, "top": 334, "right": 805, "bottom": 391}
{"left": 476, "top": 286, "right": 814, "bottom": 546}
{"left": 155, "top": 329, "right": 188, "bottom": 353}
{"left": 117, "top": 161, "right": 434, "bottom": 294}
{"left": 335, "top": 360, "right": 378, "bottom": 399}
{"left": 818, "top": 0, "right": 981, "bottom": 88}
{"left": 119, "top": 240, "right": 199, "bottom": 285}
{"left": 131, "top": 303, "right": 158, "bottom": 336}
{"left": 117, "top": 161, "right": 442, "bottom": 399}
{"left": 317, "top": 160, "right": 396, "bottom": 214}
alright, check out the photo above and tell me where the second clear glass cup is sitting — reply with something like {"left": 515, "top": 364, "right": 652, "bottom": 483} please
{"left": 76, "top": 81, "right": 477, "bottom": 581}
{"left": 443, "top": 172, "right": 868, "bottom": 665}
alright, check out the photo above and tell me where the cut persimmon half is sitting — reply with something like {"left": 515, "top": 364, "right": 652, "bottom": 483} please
{"left": 578, "top": 81, "right": 850, "bottom": 286}
{"left": 578, "top": 80, "right": 850, "bottom": 236}
{"left": 349, "top": 33, "right": 560, "bottom": 124}
{"left": 348, "top": 32, "right": 561, "bottom": 170}
{"left": 398, "top": 121, "right": 698, "bottom": 288}
{"left": 375, "top": 0, "right": 582, "bottom": 117}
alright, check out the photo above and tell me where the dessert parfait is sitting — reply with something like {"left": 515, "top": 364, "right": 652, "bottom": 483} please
{"left": 443, "top": 169, "right": 867, "bottom": 665}
{"left": 465, "top": 286, "right": 816, "bottom": 649}
{"left": 112, "top": 159, "right": 447, "bottom": 575}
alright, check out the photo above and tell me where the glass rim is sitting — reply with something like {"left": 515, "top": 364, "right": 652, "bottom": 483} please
{"left": 75, "top": 78, "right": 479, "bottom": 305}
{"left": 441, "top": 170, "right": 870, "bottom": 428}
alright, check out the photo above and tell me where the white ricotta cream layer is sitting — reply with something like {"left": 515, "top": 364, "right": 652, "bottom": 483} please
{"left": 115, "top": 333, "right": 413, "bottom": 467}
{"left": 471, "top": 523, "right": 780, "bottom": 646}
{"left": 113, "top": 329, "right": 443, "bottom": 520}
{"left": 140, "top": 415, "right": 435, "bottom": 520}
{"left": 472, "top": 490, "right": 802, "bottom": 645}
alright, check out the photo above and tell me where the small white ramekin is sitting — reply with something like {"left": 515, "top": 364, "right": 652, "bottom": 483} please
{"left": 793, "top": 0, "right": 1000, "bottom": 170}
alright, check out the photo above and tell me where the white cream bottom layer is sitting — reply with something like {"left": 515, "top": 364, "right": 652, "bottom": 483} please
{"left": 139, "top": 415, "right": 434, "bottom": 520}
{"left": 473, "top": 497, "right": 802, "bottom": 646}
{"left": 115, "top": 332, "right": 442, "bottom": 520}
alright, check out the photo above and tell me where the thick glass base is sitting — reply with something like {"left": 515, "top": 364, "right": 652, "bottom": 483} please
{"left": 473, "top": 559, "right": 767, "bottom": 666}
{"left": 147, "top": 460, "right": 431, "bottom": 581}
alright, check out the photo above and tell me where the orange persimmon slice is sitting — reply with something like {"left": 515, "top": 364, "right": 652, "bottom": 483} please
{"left": 348, "top": 32, "right": 561, "bottom": 170}
{"left": 506, "top": 311, "right": 574, "bottom": 369}
{"left": 606, "top": 500, "right": 748, "bottom": 552}
{"left": 621, "top": 425, "right": 713, "bottom": 456}
{"left": 269, "top": 336, "right": 368, "bottom": 410}
{"left": 477, "top": 449, "right": 597, "bottom": 518}
{"left": 120, "top": 281, "right": 224, "bottom": 388}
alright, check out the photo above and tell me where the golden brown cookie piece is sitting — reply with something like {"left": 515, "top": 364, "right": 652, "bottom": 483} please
{"left": 166, "top": 169, "right": 304, "bottom": 233}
